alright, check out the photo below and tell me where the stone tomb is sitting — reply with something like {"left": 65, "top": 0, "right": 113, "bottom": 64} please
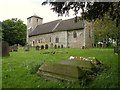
{"left": 37, "top": 57, "right": 102, "bottom": 83}
{"left": 9, "top": 44, "right": 18, "bottom": 52}
{"left": 0, "top": 41, "right": 9, "bottom": 57}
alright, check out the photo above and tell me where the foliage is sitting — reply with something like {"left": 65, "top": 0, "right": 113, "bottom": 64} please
{"left": 2, "top": 18, "right": 26, "bottom": 46}
{"left": 42, "top": 1, "right": 120, "bottom": 27}
{"left": 94, "top": 15, "right": 120, "bottom": 46}
{"left": 0, "top": 21, "right": 2, "bottom": 41}
{"left": 2, "top": 48, "right": 118, "bottom": 88}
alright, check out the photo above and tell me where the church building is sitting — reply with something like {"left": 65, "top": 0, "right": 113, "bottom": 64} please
{"left": 27, "top": 15, "right": 94, "bottom": 49}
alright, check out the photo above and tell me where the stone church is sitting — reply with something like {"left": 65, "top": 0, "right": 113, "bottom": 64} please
{"left": 27, "top": 15, "right": 94, "bottom": 49}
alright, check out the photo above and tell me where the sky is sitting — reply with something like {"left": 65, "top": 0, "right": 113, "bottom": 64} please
{"left": 0, "top": 0, "right": 81, "bottom": 24}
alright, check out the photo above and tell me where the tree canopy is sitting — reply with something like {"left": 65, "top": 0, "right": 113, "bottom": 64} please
{"left": 42, "top": 1, "right": 120, "bottom": 27}
{"left": 94, "top": 15, "right": 120, "bottom": 47}
{"left": 2, "top": 18, "right": 26, "bottom": 46}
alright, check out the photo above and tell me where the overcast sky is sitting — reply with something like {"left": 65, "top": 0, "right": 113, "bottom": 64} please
{"left": 0, "top": 0, "right": 81, "bottom": 24}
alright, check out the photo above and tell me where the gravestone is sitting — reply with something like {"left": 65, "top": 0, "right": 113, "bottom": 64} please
{"left": 36, "top": 46, "right": 40, "bottom": 50}
{"left": 9, "top": 44, "right": 18, "bottom": 52}
{"left": 9, "top": 46, "right": 13, "bottom": 52}
{"left": 0, "top": 41, "right": 9, "bottom": 57}
{"left": 24, "top": 44, "right": 30, "bottom": 51}
{"left": 12, "top": 44, "right": 18, "bottom": 52}
{"left": 114, "top": 46, "right": 118, "bottom": 55}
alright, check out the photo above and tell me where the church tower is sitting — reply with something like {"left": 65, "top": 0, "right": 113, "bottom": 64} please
{"left": 26, "top": 14, "right": 43, "bottom": 43}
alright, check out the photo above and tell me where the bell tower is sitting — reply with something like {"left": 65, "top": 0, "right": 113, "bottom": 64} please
{"left": 26, "top": 14, "right": 43, "bottom": 43}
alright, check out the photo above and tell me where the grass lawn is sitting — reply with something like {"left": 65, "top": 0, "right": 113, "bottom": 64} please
{"left": 2, "top": 48, "right": 118, "bottom": 88}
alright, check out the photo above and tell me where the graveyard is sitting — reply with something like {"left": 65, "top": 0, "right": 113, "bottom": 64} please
{"left": 2, "top": 47, "right": 118, "bottom": 88}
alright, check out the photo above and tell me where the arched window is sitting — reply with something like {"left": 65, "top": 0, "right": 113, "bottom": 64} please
{"left": 38, "top": 40, "right": 40, "bottom": 43}
{"left": 50, "top": 37, "right": 51, "bottom": 42}
{"left": 55, "top": 37, "right": 59, "bottom": 43}
{"left": 89, "top": 29, "right": 91, "bottom": 38}
{"left": 73, "top": 32, "right": 77, "bottom": 38}
{"left": 36, "top": 19, "right": 38, "bottom": 22}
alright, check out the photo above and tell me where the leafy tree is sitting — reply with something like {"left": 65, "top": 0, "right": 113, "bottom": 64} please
{"left": 94, "top": 15, "right": 120, "bottom": 47}
{"left": 0, "top": 21, "right": 2, "bottom": 41}
{"left": 2, "top": 18, "right": 26, "bottom": 46}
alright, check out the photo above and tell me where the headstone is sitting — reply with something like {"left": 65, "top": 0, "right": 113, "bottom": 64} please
{"left": 36, "top": 46, "right": 40, "bottom": 50}
{"left": 0, "top": 41, "right": 9, "bottom": 57}
{"left": 9, "top": 46, "right": 13, "bottom": 52}
{"left": 12, "top": 44, "right": 18, "bottom": 52}
{"left": 9, "top": 44, "right": 18, "bottom": 52}
{"left": 114, "top": 46, "right": 118, "bottom": 55}
{"left": 24, "top": 44, "right": 30, "bottom": 51}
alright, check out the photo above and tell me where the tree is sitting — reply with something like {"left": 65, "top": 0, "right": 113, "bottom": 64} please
{"left": 2, "top": 18, "right": 26, "bottom": 46}
{"left": 0, "top": 21, "right": 2, "bottom": 41}
{"left": 94, "top": 15, "right": 120, "bottom": 47}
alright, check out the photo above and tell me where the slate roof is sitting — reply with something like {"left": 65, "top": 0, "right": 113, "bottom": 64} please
{"left": 29, "top": 18, "right": 84, "bottom": 37}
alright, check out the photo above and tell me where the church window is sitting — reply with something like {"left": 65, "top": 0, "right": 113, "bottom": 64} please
{"left": 38, "top": 40, "right": 40, "bottom": 43}
{"left": 50, "top": 37, "right": 51, "bottom": 42}
{"left": 55, "top": 37, "right": 59, "bottom": 43}
{"left": 37, "top": 19, "right": 38, "bottom": 22}
{"left": 73, "top": 32, "right": 77, "bottom": 38}
{"left": 89, "top": 29, "right": 91, "bottom": 38}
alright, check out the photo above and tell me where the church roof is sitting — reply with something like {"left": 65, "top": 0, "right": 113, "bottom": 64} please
{"left": 29, "top": 18, "right": 84, "bottom": 37}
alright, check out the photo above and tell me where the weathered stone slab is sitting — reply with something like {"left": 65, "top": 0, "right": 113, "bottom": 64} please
{"left": 37, "top": 63, "right": 85, "bottom": 82}
{"left": 59, "top": 60, "right": 95, "bottom": 71}
{"left": 37, "top": 57, "right": 102, "bottom": 83}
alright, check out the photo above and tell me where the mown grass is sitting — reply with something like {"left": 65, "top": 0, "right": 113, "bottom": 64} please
{"left": 2, "top": 48, "right": 118, "bottom": 88}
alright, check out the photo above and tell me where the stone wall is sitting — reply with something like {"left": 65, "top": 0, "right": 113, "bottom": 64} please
{"left": 84, "top": 21, "right": 94, "bottom": 48}
{"left": 28, "top": 31, "right": 68, "bottom": 49}
{"left": 67, "top": 29, "right": 84, "bottom": 48}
